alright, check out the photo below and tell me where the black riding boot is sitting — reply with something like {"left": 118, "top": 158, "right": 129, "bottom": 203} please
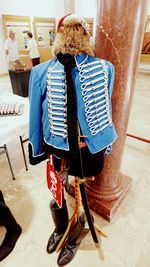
{"left": 0, "top": 190, "right": 5, "bottom": 204}
{"left": 0, "top": 197, "right": 22, "bottom": 262}
{"left": 57, "top": 212, "right": 89, "bottom": 266}
{"left": 47, "top": 199, "right": 69, "bottom": 254}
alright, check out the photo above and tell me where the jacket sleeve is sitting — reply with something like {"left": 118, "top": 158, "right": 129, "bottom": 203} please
{"left": 28, "top": 68, "right": 47, "bottom": 165}
{"left": 104, "top": 61, "right": 116, "bottom": 156}
{"left": 108, "top": 62, "right": 115, "bottom": 98}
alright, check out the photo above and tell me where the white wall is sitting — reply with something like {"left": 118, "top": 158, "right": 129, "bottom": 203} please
{"left": 0, "top": 0, "right": 64, "bottom": 73}
{"left": 75, "top": 0, "right": 96, "bottom": 17}
{"left": 148, "top": 0, "right": 150, "bottom": 14}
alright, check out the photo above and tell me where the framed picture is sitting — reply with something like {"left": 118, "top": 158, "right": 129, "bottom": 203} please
{"left": 141, "top": 15, "right": 150, "bottom": 54}
{"left": 141, "top": 15, "right": 150, "bottom": 62}
{"left": 84, "top": 18, "right": 94, "bottom": 37}
{"left": 34, "top": 17, "right": 56, "bottom": 48}
{"left": 2, "top": 14, "right": 31, "bottom": 52}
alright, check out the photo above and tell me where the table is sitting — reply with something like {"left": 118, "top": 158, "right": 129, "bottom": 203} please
{"left": 0, "top": 92, "right": 29, "bottom": 179}
{"left": 0, "top": 92, "right": 29, "bottom": 146}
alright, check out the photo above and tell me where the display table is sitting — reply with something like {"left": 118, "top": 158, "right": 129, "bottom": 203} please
{"left": 0, "top": 92, "right": 29, "bottom": 178}
{"left": 0, "top": 92, "right": 29, "bottom": 146}
{"left": 9, "top": 69, "right": 31, "bottom": 97}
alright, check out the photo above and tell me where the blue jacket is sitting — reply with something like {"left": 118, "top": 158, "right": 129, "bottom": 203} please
{"left": 29, "top": 53, "right": 117, "bottom": 163}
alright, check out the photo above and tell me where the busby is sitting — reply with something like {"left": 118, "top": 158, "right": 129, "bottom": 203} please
{"left": 51, "top": 14, "right": 93, "bottom": 56}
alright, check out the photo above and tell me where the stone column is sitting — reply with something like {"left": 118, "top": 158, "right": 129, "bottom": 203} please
{"left": 85, "top": 0, "right": 148, "bottom": 221}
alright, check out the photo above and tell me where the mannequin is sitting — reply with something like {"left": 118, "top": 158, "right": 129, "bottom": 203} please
{"left": 29, "top": 14, "right": 117, "bottom": 266}
{"left": 0, "top": 190, "right": 22, "bottom": 262}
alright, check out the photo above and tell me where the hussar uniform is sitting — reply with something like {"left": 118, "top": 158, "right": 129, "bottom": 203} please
{"left": 29, "top": 53, "right": 117, "bottom": 167}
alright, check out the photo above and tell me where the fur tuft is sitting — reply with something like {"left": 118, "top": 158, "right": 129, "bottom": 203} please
{"left": 51, "top": 23, "right": 94, "bottom": 57}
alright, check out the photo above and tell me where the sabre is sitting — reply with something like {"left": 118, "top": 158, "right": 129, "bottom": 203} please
{"left": 77, "top": 127, "right": 104, "bottom": 261}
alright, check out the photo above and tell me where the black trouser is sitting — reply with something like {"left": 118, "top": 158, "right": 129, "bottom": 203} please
{"left": 53, "top": 147, "right": 105, "bottom": 177}
{"left": 0, "top": 190, "right": 17, "bottom": 231}
{"left": 0, "top": 191, "right": 5, "bottom": 204}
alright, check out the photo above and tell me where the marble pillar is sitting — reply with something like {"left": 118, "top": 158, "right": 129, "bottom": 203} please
{"left": 85, "top": 0, "right": 148, "bottom": 221}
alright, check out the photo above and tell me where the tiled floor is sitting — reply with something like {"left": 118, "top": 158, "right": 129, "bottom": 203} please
{"left": 0, "top": 74, "right": 12, "bottom": 95}
{"left": 139, "top": 62, "right": 150, "bottom": 73}
{"left": 0, "top": 69, "right": 150, "bottom": 267}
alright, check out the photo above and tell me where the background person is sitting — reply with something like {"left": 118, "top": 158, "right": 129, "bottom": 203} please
{"left": 5, "top": 30, "right": 19, "bottom": 70}
{"left": 27, "top": 32, "right": 40, "bottom": 67}
{"left": 0, "top": 190, "right": 22, "bottom": 262}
